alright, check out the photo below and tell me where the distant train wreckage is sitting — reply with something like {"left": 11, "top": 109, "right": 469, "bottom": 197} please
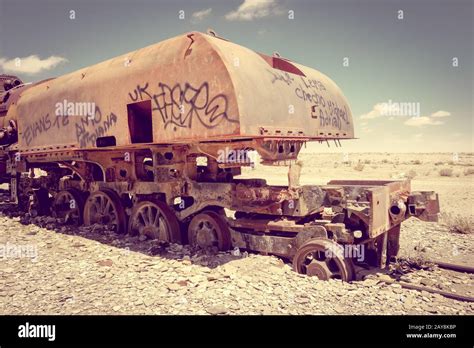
{"left": 0, "top": 32, "right": 439, "bottom": 281}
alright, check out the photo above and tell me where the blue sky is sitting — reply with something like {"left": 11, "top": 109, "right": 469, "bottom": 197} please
{"left": 0, "top": 0, "right": 472, "bottom": 152}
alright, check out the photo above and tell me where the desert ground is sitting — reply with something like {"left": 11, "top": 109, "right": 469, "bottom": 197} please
{"left": 0, "top": 152, "right": 473, "bottom": 315}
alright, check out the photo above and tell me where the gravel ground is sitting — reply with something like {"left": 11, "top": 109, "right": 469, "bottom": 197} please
{"left": 0, "top": 210, "right": 472, "bottom": 315}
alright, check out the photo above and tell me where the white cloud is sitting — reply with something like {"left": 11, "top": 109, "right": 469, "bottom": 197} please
{"left": 361, "top": 103, "right": 451, "bottom": 127}
{"left": 225, "top": 0, "right": 283, "bottom": 21}
{"left": 431, "top": 110, "right": 451, "bottom": 118}
{"left": 413, "top": 133, "right": 423, "bottom": 141}
{"left": 360, "top": 103, "right": 385, "bottom": 119}
{"left": 360, "top": 101, "right": 422, "bottom": 119}
{"left": 403, "top": 109, "right": 451, "bottom": 126}
{"left": 404, "top": 117, "right": 444, "bottom": 127}
{"left": 191, "top": 8, "right": 212, "bottom": 22}
{"left": 0, "top": 55, "right": 67, "bottom": 75}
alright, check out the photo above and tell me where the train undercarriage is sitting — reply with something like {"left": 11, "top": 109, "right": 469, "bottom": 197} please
{"left": 0, "top": 140, "right": 440, "bottom": 282}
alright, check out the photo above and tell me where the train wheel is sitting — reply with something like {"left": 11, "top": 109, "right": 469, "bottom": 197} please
{"left": 187, "top": 211, "right": 231, "bottom": 251}
{"left": 293, "top": 239, "right": 354, "bottom": 281}
{"left": 83, "top": 189, "right": 126, "bottom": 234}
{"left": 128, "top": 201, "right": 182, "bottom": 243}
{"left": 52, "top": 189, "right": 84, "bottom": 225}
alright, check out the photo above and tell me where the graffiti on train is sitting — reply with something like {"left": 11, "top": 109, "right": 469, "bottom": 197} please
{"left": 129, "top": 81, "right": 238, "bottom": 131}
{"left": 269, "top": 70, "right": 350, "bottom": 130}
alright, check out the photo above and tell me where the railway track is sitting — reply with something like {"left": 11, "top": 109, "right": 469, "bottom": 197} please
{"left": 378, "top": 259, "right": 474, "bottom": 303}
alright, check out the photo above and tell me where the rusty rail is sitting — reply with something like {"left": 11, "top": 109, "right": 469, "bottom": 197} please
{"left": 378, "top": 277, "right": 474, "bottom": 302}
{"left": 381, "top": 259, "right": 474, "bottom": 302}
{"left": 427, "top": 259, "right": 474, "bottom": 274}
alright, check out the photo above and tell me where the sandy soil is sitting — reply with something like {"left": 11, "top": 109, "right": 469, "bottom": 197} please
{"left": 0, "top": 152, "right": 472, "bottom": 315}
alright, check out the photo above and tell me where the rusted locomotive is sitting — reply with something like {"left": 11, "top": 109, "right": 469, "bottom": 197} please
{"left": 0, "top": 31, "right": 439, "bottom": 281}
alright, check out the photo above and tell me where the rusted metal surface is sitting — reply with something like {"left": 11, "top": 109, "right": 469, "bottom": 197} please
{"left": 4, "top": 32, "right": 353, "bottom": 165}
{"left": 0, "top": 33, "right": 441, "bottom": 281}
{"left": 1, "top": 141, "right": 440, "bottom": 277}
{"left": 293, "top": 238, "right": 354, "bottom": 281}
{"left": 128, "top": 200, "right": 182, "bottom": 243}
{"left": 0, "top": 74, "right": 23, "bottom": 118}
{"left": 83, "top": 189, "right": 127, "bottom": 234}
{"left": 51, "top": 189, "right": 84, "bottom": 225}
{"left": 425, "top": 259, "right": 474, "bottom": 274}
{"left": 229, "top": 226, "right": 327, "bottom": 259}
{"left": 408, "top": 191, "right": 440, "bottom": 222}
{"left": 188, "top": 211, "right": 231, "bottom": 251}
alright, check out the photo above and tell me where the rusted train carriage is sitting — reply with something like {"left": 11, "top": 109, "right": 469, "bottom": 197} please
{"left": 0, "top": 32, "right": 439, "bottom": 281}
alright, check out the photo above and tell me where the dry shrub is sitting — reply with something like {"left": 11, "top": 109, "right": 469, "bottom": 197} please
{"left": 440, "top": 213, "right": 473, "bottom": 234}
{"left": 434, "top": 161, "right": 443, "bottom": 166}
{"left": 353, "top": 162, "right": 365, "bottom": 171}
{"left": 464, "top": 168, "right": 474, "bottom": 176}
{"left": 439, "top": 168, "right": 453, "bottom": 177}
{"left": 363, "top": 159, "right": 371, "bottom": 164}
{"left": 382, "top": 159, "right": 389, "bottom": 164}
{"left": 371, "top": 165, "right": 378, "bottom": 169}
{"left": 411, "top": 159, "right": 422, "bottom": 165}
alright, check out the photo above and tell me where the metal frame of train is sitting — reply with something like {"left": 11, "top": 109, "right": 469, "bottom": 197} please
{"left": 0, "top": 32, "right": 440, "bottom": 281}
